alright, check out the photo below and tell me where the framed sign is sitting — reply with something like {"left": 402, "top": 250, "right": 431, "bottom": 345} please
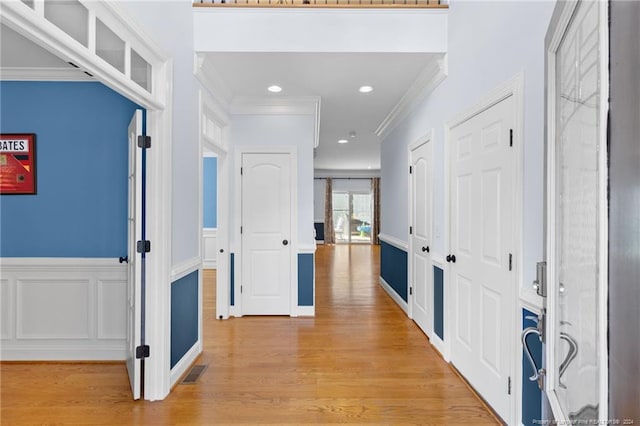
{"left": 0, "top": 134, "right": 37, "bottom": 195}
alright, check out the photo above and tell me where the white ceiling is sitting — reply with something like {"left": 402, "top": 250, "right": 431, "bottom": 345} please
{"left": 200, "top": 52, "right": 441, "bottom": 172}
{"left": 1, "top": 23, "right": 443, "bottom": 172}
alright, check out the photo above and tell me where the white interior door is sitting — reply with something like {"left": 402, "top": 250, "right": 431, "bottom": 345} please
{"left": 449, "top": 95, "right": 515, "bottom": 420}
{"left": 126, "top": 109, "right": 143, "bottom": 399}
{"left": 241, "top": 153, "right": 292, "bottom": 315}
{"left": 410, "top": 140, "right": 433, "bottom": 336}
{"left": 545, "top": 0, "right": 607, "bottom": 421}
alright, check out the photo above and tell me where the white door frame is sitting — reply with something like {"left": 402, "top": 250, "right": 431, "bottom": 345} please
{"left": 407, "top": 130, "right": 434, "bottom": 334}
{"left": 1, "top": 1, "right": 174, "bottom": 401}
{"left": 444, "top": 73, "right": 524, "bottom": 425}
{"left": 198, "top": 90, "right": 231, "bottom": 320}
{"left": 544, "top": 1, "right": 609, "bottom": 421}
{"left": 234, "top": 146, "right": 299, "bottom": 317}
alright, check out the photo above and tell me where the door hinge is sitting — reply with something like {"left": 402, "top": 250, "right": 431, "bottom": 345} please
{"left": 136, "top": 240, "right": 151, "bottom": 253}
{"left": 409, "top": 286, "right": 413, "bottom": 296}
{"left": 509, "top": 129, "right": 513, "bottom": 147}
{"left": 409, "top": 165, "right": 413, "bottom": 174}
{"left": 136, "top": 345, "right": 150, "bottom": 359}
{"left": 240, "top": 285, "right": 243, "bottom": 294}
{"left": 240, "top": 167, "right": 243, "bottom": 175}
{"left": 508, "top": 376, "right": 511, "bottom": 395}
{"left": 509, "top": 253, "right": 513, "bottom": 271}
{"left": 137, "top": 135, "right": 151, "bottom": 149}
{"left": 409, "top": 226, "right": 413, "bottom": 235}
{"left": 240, "top": 226, "right": 243, "bottom": 234}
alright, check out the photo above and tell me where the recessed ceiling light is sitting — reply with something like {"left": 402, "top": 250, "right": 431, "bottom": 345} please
{"left": 359, "top": 85, "right": 373, "bottom": 93}
{"left": 268, "top": 85, "right": 282, "bottom": 93}
{"left": 338, "top": 139, "right": 349, "bottom": 144}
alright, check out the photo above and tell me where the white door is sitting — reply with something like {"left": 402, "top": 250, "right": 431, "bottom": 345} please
{"left": 410, "top": 140, "right": 433, "bottom": 336}
{"left": 449, "top": 96, "right": 515, "bottom": 420}
{"left": 544, "top": 0, "right": 607, "bottom": 421}
{"left": 241, "top": 153, "right": 292, "bottom": 315}
{"left": 126, "top": 109, "right": 143, "bottom": 399}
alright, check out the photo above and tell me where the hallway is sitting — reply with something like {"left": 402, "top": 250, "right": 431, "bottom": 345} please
{"left": 1, "top": 244, "right": 498, "bottom": 424}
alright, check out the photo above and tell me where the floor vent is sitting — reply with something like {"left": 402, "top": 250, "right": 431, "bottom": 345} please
{"left": 181, "top": 364, "right": 208, "bottom": 385}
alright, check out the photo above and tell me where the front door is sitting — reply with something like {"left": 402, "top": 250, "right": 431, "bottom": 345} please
{"left": 241, "top": 152, "right": 292, "bottom": 315}
{"left": 410, "top": 139, "right": 432, "bottom": 337}
{"left": 543, "top": 0, "right": 608, "bottom": 421}
{"left": 126, "top": 109, "right": 143, "bottom": 399}
{"left": 449, "top": 95, "right": 515, "bottom": 420}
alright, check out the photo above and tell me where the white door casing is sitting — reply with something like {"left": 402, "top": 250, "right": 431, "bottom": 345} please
{"left": 126, "top": 109, "right": 143, "bottom": 400}
{"left": 409, "top": 135, "right": 433, "bottom": 337}
{"left": 240, "top": 152, "right": 293, "bottom": 315}
{"left": 448, "top": 94, "right": 516, "bottom": 421}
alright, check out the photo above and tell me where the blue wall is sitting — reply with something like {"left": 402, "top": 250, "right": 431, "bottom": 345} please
{"left": 0, "top": 81, "right": 140, "bottom": 257}
{"left": 298, "top": 253, "right": 314, "bottom": 306}
{"left": 171, "top": 271, "right": 199, "bottom": 369}
{"left": 203, "top": 157, "right": 217, "bottom": 228}
{"left": 380, "top": 240, "right": 408, "bottom": 302}
{"left": 522, "top": 309, "right": 543, "bottom": 425}
{"left": 434, "top": 265, "right": 444, "bottom": 340}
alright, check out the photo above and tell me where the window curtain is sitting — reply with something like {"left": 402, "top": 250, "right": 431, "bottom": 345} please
{"left": 372, "top": 177, "right": 380, "bottom": 245}
{"left": 324, "top": 178, "right": 335, "bottom": 244}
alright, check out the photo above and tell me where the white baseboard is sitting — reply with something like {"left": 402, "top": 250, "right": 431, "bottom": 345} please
{"left": 430, "top": 334, "right": 448, "bottom": 361}
{"left": 296, "top": 306, "right": 315, "bottom": 317}
{"left": 379, "top": 276, "right": 408, "bottom": 314}
{"left": 170, "top": 341, "right": 202, "bottom": 387}
{"left": 0, "top": 258, "right": 127, "bottom": 361}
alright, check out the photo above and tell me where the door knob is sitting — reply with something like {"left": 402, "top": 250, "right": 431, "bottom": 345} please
{"left": 421, "top": 246, "right": 430, "bottom": 253}
{"left": 282, "top": 240, "right": 289, "bottom": 246}
{"left": 219, "top": 249, "right": 224, "bottom": 253}
{"left": 119, "top": 256, "right": 128, "bottom": 264}
{"left": 446, "top": 254, "right": 456, "bottom": 263}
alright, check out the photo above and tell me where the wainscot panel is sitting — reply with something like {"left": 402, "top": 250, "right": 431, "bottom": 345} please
{"left": 380, "top": 239, "right": 408, "bottom": 302}
{"left": 0, "top": 258, "right": 127, "bottom": 360}
{"left": 522, "top": 308, "right": 543, "bottom": 425}
{"left": 170, "top": 270, "right": 199, "bottom": 369}
{"left": 203, "top": 228, "right": 218, "bottom": 269}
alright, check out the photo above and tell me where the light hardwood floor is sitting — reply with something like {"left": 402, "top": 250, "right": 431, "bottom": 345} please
{"left": 0, "top": 244, "right": 499, "bottom": 425}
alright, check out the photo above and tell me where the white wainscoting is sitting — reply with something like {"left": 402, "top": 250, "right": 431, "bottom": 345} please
{"left": 0, "top": 258, "right": 128, "bottom": 361}
{"left": 203, "top": 228, "right": 218, "bottom": 269}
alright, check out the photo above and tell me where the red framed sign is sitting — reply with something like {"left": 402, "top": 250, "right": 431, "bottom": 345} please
{"left": 0, "top": 134, "right": 37, "bottom": 195}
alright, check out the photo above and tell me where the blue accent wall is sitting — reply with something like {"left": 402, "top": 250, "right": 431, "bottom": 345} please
{"left": 0, "top": 81, "right": 140, "bottom": 258}
{"left": 230, "top": 253, "right": 235, "bottom": 306}
{"left": 171, "top": 270, "right": 199, "bottom": 369}
{"left": 314, "top": 222, "right": 325, "bottom": 241}
{"left": 522, "top": 309, "right": 543, "bottom": 425}
{"left": 203, "top": 157, "right": 217, "bottom": 228}
{"left": 380, "top": 240, "right": 408, "bottom": 302}
{"left": 298, "top": 253, "right": 314, "bottom": 306}
{"left": 434, "top": 266, "right": 444, "bottom": 340}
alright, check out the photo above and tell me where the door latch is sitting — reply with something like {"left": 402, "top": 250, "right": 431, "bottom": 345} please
{"left": 533, "top": 261, "right": 547, "bottom": 297}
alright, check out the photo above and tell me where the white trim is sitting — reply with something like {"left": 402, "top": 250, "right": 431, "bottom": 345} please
{"left": 1, "top": 346, "right": 126, "bottom": 361}
{"left": 202, "top": 228, "right": 219, "bottom": 269}
{"left": 376, "top": 58, "right": 447, "bottom": 140}
{"left": 0, "top": 68, "right": 95, "bottom": 81}
{"left": 0, "top": 257, "right": 126, "bottom": 269}
{"left": 296, "top": 306, "right": 315, "bottom": 317}
{"left": 378, "top": 233, "right": 408, "bottom": 251}
{"left": 298, "top": 243, "right": 317, "bottom": 254}
{"left": 445, "top": 72, "right": 524, "bottom": 425}
{"left": 171, "top": 257, "right": 201, "bottom": 283}
{"left": 378, "top": 276, "right": 409, "bottom": 314}
{"left": 169, "top": 341, "right": 202, "bottom": 387}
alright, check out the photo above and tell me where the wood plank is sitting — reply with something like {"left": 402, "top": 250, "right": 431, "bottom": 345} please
{"left": 0, "top": 244, "right": 498, "bottom": 425}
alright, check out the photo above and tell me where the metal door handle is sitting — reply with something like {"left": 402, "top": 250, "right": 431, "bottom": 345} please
{"left": 558, "top": 331, "right": 578, "bottom": 389}
{"left": 446, "top": 254, "right": 456, "bottom": 263}
{"left": 282, "top": 240, "right": 289, "bottom": 246}
{"left": 219, "top": 249, "right": 224, "bottom": 253}
{"left": 421, "top": 246, "right": 430, "bottom": 253}
{"left": 119, "top": 256, "right": 128, "bottom": 264}
{"left": 522, "top": 326, "right": 545, "bottom": 389}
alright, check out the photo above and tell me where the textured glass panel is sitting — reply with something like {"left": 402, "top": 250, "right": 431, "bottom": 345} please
{"left": 44, "top": 0, "right": 88, "bottom": 47}
{"left": 554, "top": 0, "right": 600, "bottom": 421}
{"left": 96, "top": 18, "right": 125, "bottom": 73}
{"left": 131, "top": 49, "right": 152, "bottom": 93}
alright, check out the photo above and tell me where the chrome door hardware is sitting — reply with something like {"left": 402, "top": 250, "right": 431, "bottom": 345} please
{"left": 533, "top": 261, "right": 547, "bottom": 297}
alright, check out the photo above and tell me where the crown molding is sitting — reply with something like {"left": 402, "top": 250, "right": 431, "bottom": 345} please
{"left": 0, "top": 67, "right": 93, "bottom": 81}
{"left": 375, "top": 55, "right": 448, "bottom": 140}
